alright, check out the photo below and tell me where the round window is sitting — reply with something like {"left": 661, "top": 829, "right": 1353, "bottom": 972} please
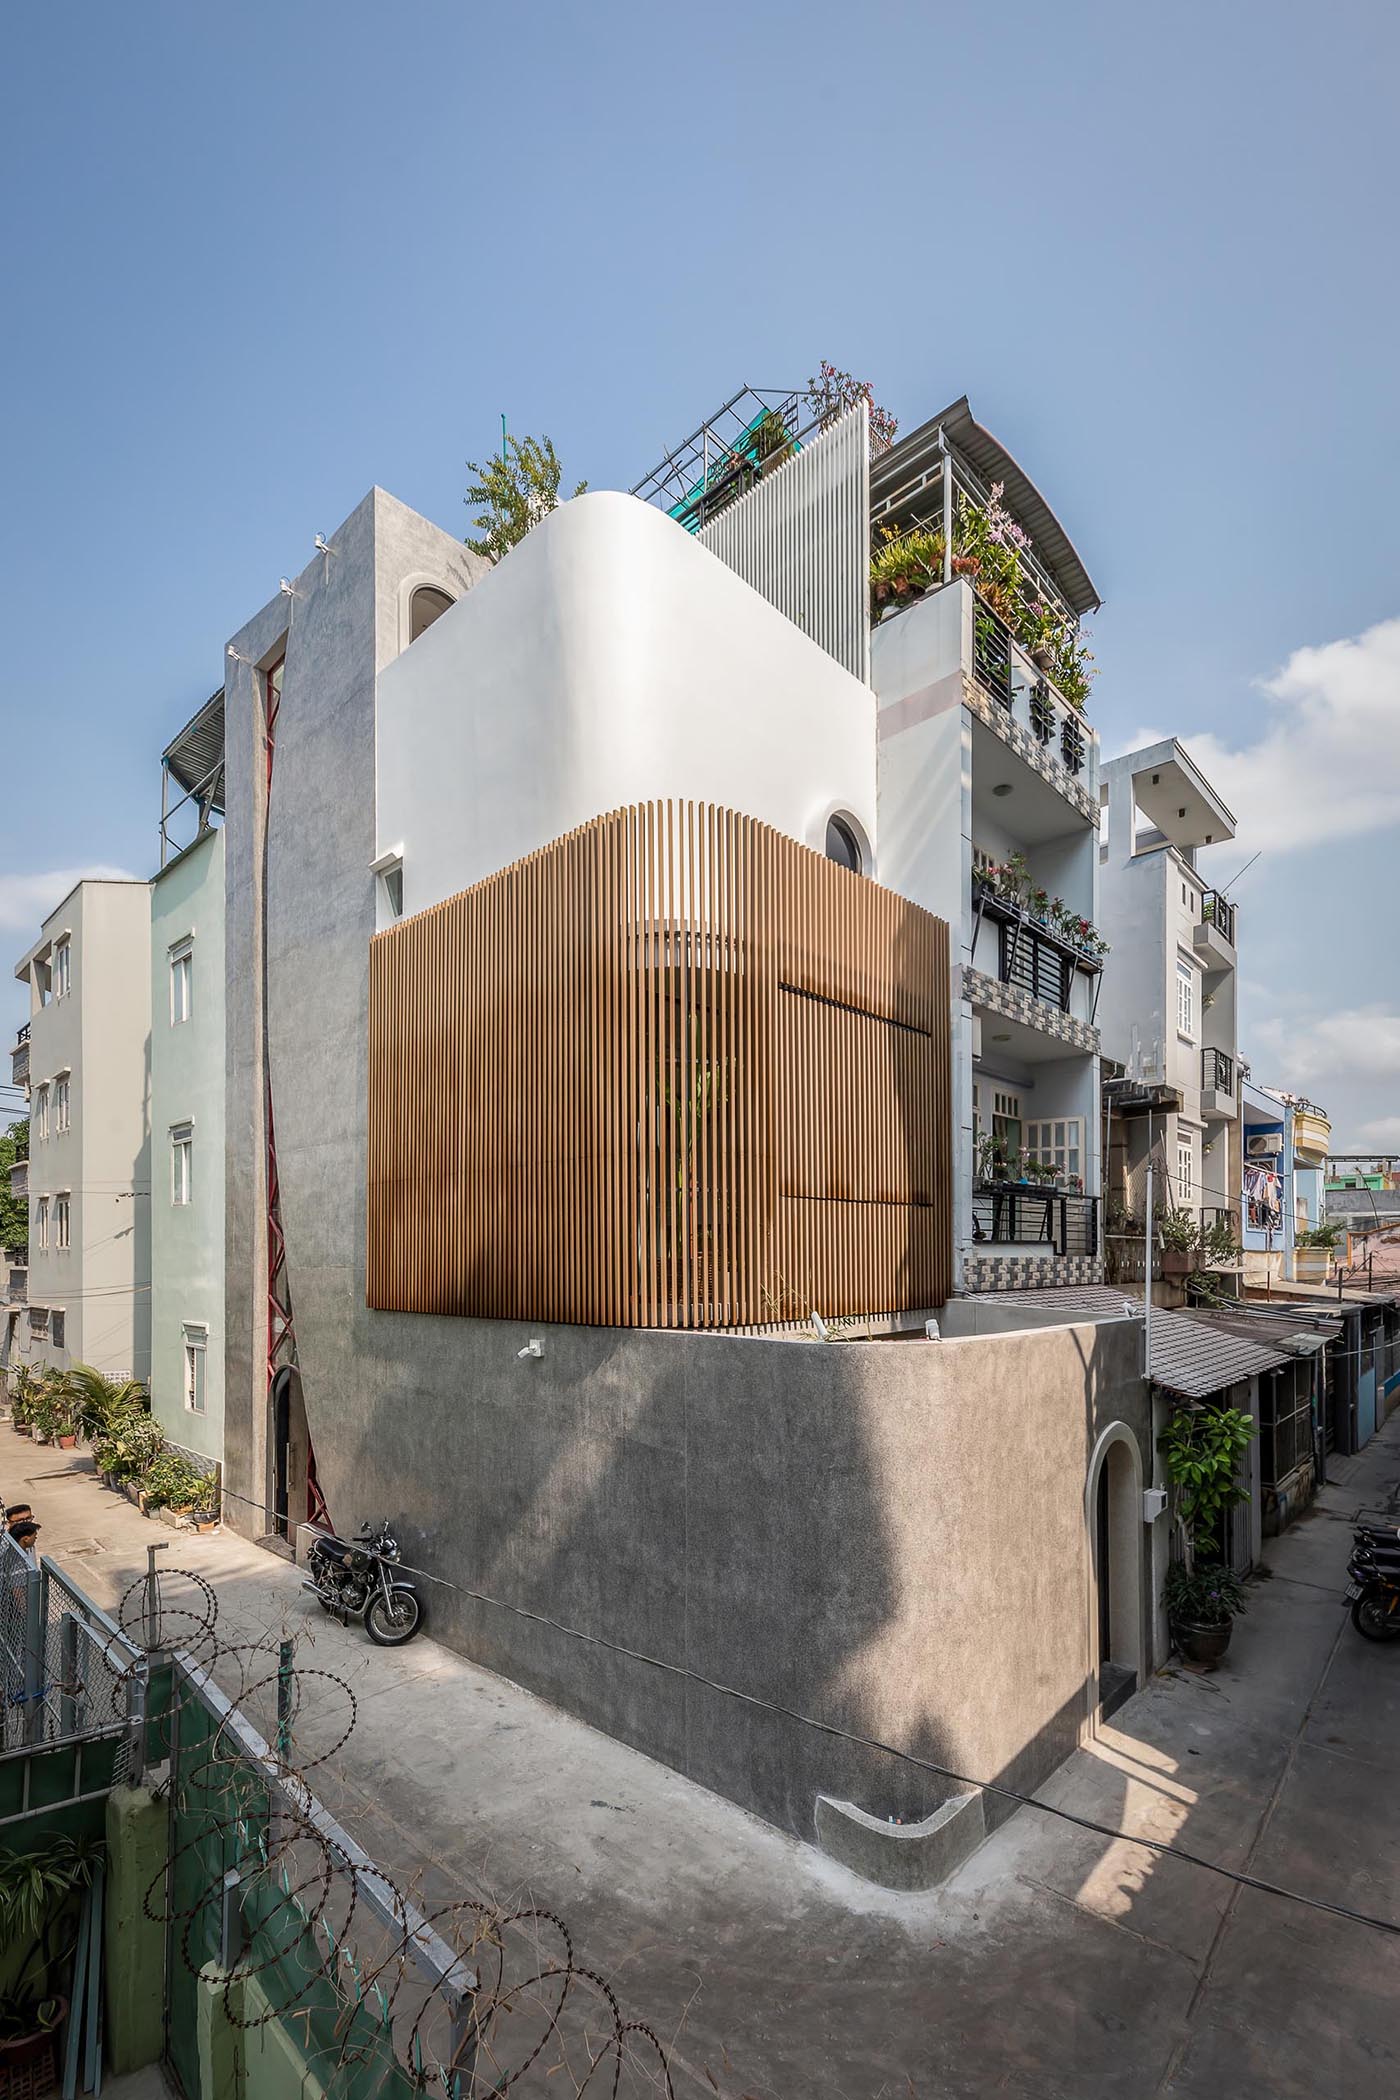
{"left": 825, "top": 813, "right": 863, "bottom": 873}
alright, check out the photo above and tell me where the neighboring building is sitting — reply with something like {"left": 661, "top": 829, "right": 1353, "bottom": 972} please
{"left": 1096, "top": 739, "right": 1241, "bottom": 1256}
{"left": 868, "top": 402, "right": 1104, "bottom": 1292}
{"left": 149, "top": 816, "right": 225, "bottom": 1469}
{"left": 10, "top": 881, "right": 152, "bottom": 1383}
{"left": 1240, "top": 1080, "right": 1332, "bottom": 1287}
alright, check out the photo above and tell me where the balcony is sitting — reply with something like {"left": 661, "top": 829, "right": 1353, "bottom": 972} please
{"left": 8, "top": 1157, "right": 26, "bottom": 1200}
{"left": 1193, "top": 889, "right": 1237, "bottom": 971}
{"left": 1200, "top": 1046, "right": 1236, "bottom": 1120}
{"left": 10, "top": 1023, "right": 28, "bottom": 1092}
{"left": 971, "top": 601, "right": 1090, "bottom": 781}
{"left": 972, "top": 1185, "right": 1099, "bottom": 1258}
{"left": 973, "top": 877, "right": 1104, "bottom": 1023}
{"left": 6, "top": 1265, "right": 26, "bottom": 1305}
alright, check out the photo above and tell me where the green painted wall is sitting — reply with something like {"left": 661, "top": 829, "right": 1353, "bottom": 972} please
{"left": 103, "top": 1783, "right": 165, "bottom": 2073}
{"left": 149, "top": 830, "right": 225, "bottom": 1466}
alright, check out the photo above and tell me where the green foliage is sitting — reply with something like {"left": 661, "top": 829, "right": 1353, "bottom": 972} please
{"left": 141, "top": 1451, "right": 211, "bottom": 1512}
{"left": 1163, "top": 1560, "right": 1249, "bottom": 1627}
{"left": 1297, "top": 1222, "right": 1341, "bottom": 1248}
{"left": 1159, "top": 1401, "right": 1257, "bottom": 1571}
{"left": 870, "top": 525, "right": 946, "bottom": 616}
{"left": 0, "top": 1833, "right": 101, "bottom": 2040}
{"left": 464, "top": 432, "right": 586, "bottom": 563}
{"left": 55, "top": 1365, "right": 147, "bottom": 1441}
{"left": 805, "top": 361, "right": 898, "bottom": 450}
{"left": 1200, "top": 1217, "right": 1242, "bottom": 1266}
{"left": 92, "top": 1401, "right": 162, "bottom": 1484}
{"left": 1156, "top": 1206, "right": 1200, "bottom": 1253}
{"left": 0, "top": 1119, "right": 27, "bottom": 1262}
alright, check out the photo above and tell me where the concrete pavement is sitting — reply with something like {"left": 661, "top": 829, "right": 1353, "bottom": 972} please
{"left": 9, "top": 1418, "right": 1400, "bottom": 2097}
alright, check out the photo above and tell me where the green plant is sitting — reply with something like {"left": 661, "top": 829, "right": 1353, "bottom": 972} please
{"left": 54, "top": 1365, "right": 146, "bottom": 1442}
{"left": 141, "top": 1451, "right": 210, "bottom": 1512}
{"left": 464, "top": 432, "right": 586, "bottom": 563}
{"left": 1200, "top": 1218, "right": 1241, "bottom": 1266}
{"left": 1157, "top": 1207, "right": 1200, "bottom": 1253}
{"left": 0, "top": 1119, "right": 27, "bottom": 1264}
{"left": 92, "top": 1403, "right": 162, "bottom": 1485}
{"left": 1159, "top": 1401, "right": 1257, "bottom": 1570}
{"left": 1297, "top": 1222, "right": 1341, "bottom": 1248}
{"left": 1163, "top": 1560, "right": 1249, "bottom": 1628}
{"left": 869, "top": 525, "right": 945, "bottom": 617}
{"left": 806, "top": 361, "right": 898, "bottom": 451}
{"left": 0, "top": 1833, "right": 101, "bottom": 2043}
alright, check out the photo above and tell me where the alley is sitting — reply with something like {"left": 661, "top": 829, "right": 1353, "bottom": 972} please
{"left": 10, "top": 1415, "right": 1400, "bottom": 2099}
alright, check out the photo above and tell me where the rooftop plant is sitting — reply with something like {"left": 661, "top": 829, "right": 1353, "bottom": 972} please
{"left": 805, "top": 362, "right": 898, "bottom": 452}
{"left": 464, "top": 432, "right": 586, "bottom": 563}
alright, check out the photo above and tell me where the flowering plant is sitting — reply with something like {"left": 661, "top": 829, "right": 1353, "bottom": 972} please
{"left": 807, "top": 361, "right": 898, "bottom": 452}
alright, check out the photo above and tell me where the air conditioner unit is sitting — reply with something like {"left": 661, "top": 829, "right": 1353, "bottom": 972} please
{"left": 1247, "top": 1132, "right": 1284, "bottom": 1159}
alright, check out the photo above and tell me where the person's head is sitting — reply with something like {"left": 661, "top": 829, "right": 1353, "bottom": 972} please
{"left": 4, "top": 1504, "right": 32, "bottom": 1521}
{"left": 9, "top": 1519, "right": 39, "bottom": 1549}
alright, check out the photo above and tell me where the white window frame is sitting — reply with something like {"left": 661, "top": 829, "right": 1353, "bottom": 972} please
{"left": 171, "top": 1123, "right": 193, "bottom": 1207}
{"left": 54, "top": 1192, "right": 70, "bottom": 1250}
{"left": 53, "top": 1072, "right": 70, "bottom": 1134}
{"left": 1176, "top": 958, "right": 1196, "bottom": 1041}
{"left": 35, "top": 1084, "right": 49, "bottom": 1142}
{"left": 170, "top": 937, "right": 193, "bottom": 1025}
{"left": 1025, "top": 1117, "right": 1085, "bottom": 1186}
{"left": 182, "top": 1322, "right": 208, "bottom": 1414}
{"left": 1177, "top": 1142, "right": 1194, "bottom": 1205}
{"left": 36, "top": 1195, "right": 49, "bottom": 1250}
{"left": 54, "top": 938, "right": 71, "bottom": 1000}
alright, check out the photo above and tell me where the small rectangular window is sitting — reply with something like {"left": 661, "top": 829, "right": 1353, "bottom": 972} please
{"left": 1177, "top": 1143, "right": 1193, "bottom": 1205}
{"left": 36, "top": 1195, "right": 49, "bottom": 1249}
{"left": 35, "top": 1085, "right": 49, "bottom": 1141}
{"left": 52, "top": 1310, "right": 66, "bottom": 1350}
{"left": 170, "top": 939, "right": 193, "bottom": 1025}
{"left": 54, "top": 1193, "right": 70, "bottom": 1250}
{"left": 29, "top": 1306, "right": 49, "bottom": 1338}
{"left": 1176, "top": 959, "right": 1196, "bottom": 1040}
{"left": 54, "top": 939, "right": 71, "bottom": 999}
{"left": 54, "top": 1074, "right": 70, "bottom": 1133}
{"left": 183, "top": 1324, "right": 208, "bottom": 1413}
{"left": 171, "top": 1124, "right": 193, "bottom": 1206}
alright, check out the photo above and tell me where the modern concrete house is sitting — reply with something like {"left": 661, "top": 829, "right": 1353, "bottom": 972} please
{"left": 1097, "top": 739, "right": 1241, "bottom": 1255}
{"left": 1240, "top": 1078, "right": 1332, "bottom": 1288}
{"left": 9, "top": 881, "right": 152, "bottom": 1383}
{"left": 149, "top": 819, "right": 225, "bottom": 1468}
{"left": 193, "top": 394, "right": 1177, "bottom": 1873}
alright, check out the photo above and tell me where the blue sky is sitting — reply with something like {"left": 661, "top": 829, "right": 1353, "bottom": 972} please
{"left": 2, "top": 1, "right": 1397, "bottom": 1142}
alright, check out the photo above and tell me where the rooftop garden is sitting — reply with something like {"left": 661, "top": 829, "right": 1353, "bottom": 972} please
{"left": 871, "top": 483, "right": 1096, "bottom": 713}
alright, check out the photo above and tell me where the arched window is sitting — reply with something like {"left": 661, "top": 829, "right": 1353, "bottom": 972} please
{"left": 825, "top": 813, "right": 863, "bottom": 874}
{"left": 409, "top": 586, "right": 453, "bottom": 643}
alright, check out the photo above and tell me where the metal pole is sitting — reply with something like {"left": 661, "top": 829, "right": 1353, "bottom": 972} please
{"left": 142, "top": 1541, "right": 168, "bottom": 1653}
{"left": 21, "top": 1559, "right": 45, "bottom": 1747}
{"left": 1144, "top": 1152, "right": 1154, "bottom": 1382}
{"left": 940, "top": 428, "right": 953, "bottom": 583}
{"left": 59, "top": 1609, "right": 79, "bottom": 1741}
{"left": 276, "top": 1636, "right": 293, "bottom": 1765}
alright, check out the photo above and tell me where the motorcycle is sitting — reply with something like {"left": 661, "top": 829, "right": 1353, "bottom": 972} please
{"left": 1344, "top": 1525, "right": 1400, "bottom": 1642}
{"left": 304, "top": 1520, "right": 427, "bottom": 1646}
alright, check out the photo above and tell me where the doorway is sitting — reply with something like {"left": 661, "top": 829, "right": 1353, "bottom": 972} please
{"left": 1088, "top": 1427, "right": 1143, "bottom": 1721}
{"left": 270, "top": 1366, "right": 311, "bottom": 1553}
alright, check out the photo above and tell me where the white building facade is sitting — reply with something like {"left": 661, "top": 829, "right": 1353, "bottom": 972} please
{"left": 11, "top": 881, "right": 153, "bottom": 1382}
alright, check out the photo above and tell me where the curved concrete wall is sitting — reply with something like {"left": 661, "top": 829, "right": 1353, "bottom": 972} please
{"left": 374, "top": 492, "right": 877, "bottom": 918}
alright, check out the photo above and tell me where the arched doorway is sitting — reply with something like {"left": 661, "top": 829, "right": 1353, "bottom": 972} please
{"left": 270, "top": 1366, "right": 312, "bottom": 1553}
{"left": 1086, "top": 1425, "right": 1143, "bottom": 1720}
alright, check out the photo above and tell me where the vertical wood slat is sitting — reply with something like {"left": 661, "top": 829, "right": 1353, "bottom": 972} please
{"left": 367, "top": 801, "right": 952, "bottom": 1328}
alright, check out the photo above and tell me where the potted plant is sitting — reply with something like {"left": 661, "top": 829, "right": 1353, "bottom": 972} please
{"left": 1294, "top": 1223, "right": 1340, "bottom": 1281}
{"left": 0, "top": 1835, "right": 100, "bottom": 2092}
{"left": 1162, "top": 1562, "right": 1249, "bottom": 1667}
{"left": 1157, "top": 1207, "right": 1201, "bottom": 1276}
{"left": 1159, "top": 1400, "right": 1257, "bottom": 1665}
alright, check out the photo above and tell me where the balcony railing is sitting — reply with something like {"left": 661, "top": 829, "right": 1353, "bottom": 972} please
{"left": 970, "top": 602, "right": 1088, "bottom": 778}
{"left": 1200, "top": 890, "right": 1235, "bottom": 946}
{"left": 10, "top": 1025, "right": 29, "bottom": 1088}
{"left": 972, "top": 1185, "right": 1099, "bottom": 1257}
{"left": 973, "top": 880, "right": 1104, "bottom": 1020}
{"left": 1202, "top": 1047, "right": 1235, "bottom": 1098}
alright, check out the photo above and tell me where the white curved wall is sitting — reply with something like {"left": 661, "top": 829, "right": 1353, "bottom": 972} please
{"left": 374, "top": 491, "right": 876, "bottom": 916}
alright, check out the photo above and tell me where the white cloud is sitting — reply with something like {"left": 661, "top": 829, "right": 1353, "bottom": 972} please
{"left": 1166, "top": 616, "right": 1400, "bottom": 860}
{"left": 0, "top": 866, "right": 139, "bottom": 937}
{"left": 1358, "top": 1116, "right": 1400, "bottom": 1149}
{"left": 1245, "top": 1006, "right": 1400, "bottom": 1144}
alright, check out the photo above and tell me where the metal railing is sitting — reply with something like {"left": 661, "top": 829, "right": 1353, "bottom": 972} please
{"left": 1200, "top": 890, "right": 1236, "bottom": 945}
{"left": 1, "top": 1541, "right": 148, "bottom": 1764}
{"left": 967, "top": 599, "right": 1090, "bottom": 779}
{"left": 972, "top": 1187, "right": 1099, "bottom": 1257}
{"left": 1202, "top": 1046, "right": 1235, "bottom": 1097}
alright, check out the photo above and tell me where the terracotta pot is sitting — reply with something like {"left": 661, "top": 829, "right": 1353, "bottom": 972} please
{"left": 58, "top": 1432, "right": 77, "bottom": 1448}
{"left": 1172, "top": 1618, "right": 1233, "bottom": 1667}
{"left": 1160, "top": 1248, "right": 1200, "bottom": 1276}
{"left": 0, "top": 1997, "right": 67, "bottom": 2082}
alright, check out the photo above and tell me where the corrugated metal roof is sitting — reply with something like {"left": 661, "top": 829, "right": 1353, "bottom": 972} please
{"left": 871, "top": 396, "right": 1100, "bottom": 615}
{"left": 163, "top": 688, "right": 225, "bottom": 799}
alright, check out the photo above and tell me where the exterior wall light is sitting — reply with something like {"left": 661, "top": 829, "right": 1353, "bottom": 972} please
{"left": 517, "top": 1338, "right": 544, "bottom": 1360}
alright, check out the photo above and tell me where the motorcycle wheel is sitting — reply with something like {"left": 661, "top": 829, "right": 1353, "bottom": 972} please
{"left": 1351, "top": 1595, "right": 1400, "bottom": 1641}
{"left": 365, "top": 1590, "right": 424, "bottom": 1646}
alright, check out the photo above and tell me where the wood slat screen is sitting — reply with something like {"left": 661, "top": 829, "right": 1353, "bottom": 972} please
{"left": 367, "top": 802, "right": 951, "bottom": 1327}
